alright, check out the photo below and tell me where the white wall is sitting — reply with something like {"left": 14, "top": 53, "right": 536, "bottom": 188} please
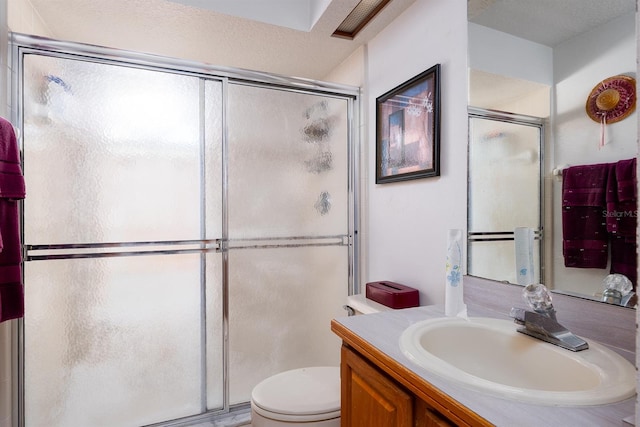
{"left": 468, "top": 22, "right": 553, "bottom": 86}
{"left": 552, "top": 13, "right": 637, "bottom": 297}
{"left": 7, "top": 0, "right": 53, "bottom": 37}
{"left": 363, "top": 0, "right": 468, "bottom": 305}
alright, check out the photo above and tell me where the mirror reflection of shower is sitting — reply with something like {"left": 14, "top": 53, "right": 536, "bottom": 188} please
{"left": 467, "top": 109, "right": 543, "bottom": 284}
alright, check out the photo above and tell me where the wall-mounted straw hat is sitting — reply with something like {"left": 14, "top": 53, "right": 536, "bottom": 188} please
{"left": 586, "top": 75, "right": 636, "bottom": 124}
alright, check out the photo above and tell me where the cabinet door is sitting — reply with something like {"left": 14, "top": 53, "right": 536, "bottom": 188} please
{"left": 341, "top": 345, "right": 413, "bottom": 427}
{"left": 415, "top": 399, "right": 457, "bottom": 427}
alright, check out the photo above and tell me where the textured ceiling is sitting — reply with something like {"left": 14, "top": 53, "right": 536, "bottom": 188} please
{"left": 24, "top": 0, "right": 417, "bottom": 81}
{"left": 468, "top": 0, "right": 635, "bottom": 47}
{"left": 165, "top": 0, "right": 332, "bottom": 32}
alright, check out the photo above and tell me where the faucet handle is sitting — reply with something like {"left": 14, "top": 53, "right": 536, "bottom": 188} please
{"left": 522, "top": 284, "right": 557, "bottom": 320}
{"left": 522, "top": 283, "right": 552, "bottom": 309}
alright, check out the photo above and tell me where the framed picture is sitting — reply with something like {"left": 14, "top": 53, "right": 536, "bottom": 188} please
{"left": 376, "top": 64, "right": 440, "bottom": 184}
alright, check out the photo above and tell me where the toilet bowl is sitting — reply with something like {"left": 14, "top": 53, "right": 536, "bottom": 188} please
{"left": 250, "top": 367, "right": 340, "bottom": 427}
{"left": 250, "top": 294, "right": 392, "bottom": 426}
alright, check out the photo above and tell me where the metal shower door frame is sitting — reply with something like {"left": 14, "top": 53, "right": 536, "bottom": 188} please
{"left": 11, "top": 33, "right": 360, "bottom": 427}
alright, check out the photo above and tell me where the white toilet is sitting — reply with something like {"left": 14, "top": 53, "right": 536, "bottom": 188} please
{"left": 250, "top": 295, "right": 391, "bottom": 427}
{"left": 250, "top": 366, "right": 341, "bottom": 427}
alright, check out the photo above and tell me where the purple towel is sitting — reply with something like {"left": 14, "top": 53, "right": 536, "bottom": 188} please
{"left": 606, "top": 158, "right": 637, "bottom": 289}
{"left": 562, "top": 163, "right": 609, "bottom": 206}
{"left": 0, "top": 120, "right": 26, "bottom": 201}
{"left": 562, "top": 164, "right": 610, "bottom": 269}
{"left": 0, "top": 117, "right": 26, "bottom": 323}
{"left": 606, "top": 158, "right": 637, "bottom": 236}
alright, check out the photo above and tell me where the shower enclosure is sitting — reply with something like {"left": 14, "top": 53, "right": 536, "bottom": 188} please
{"left": 13, "top": 34, "right": 358, "bottom": 427}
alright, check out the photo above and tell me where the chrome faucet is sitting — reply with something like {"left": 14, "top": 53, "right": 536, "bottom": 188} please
{"left": 509, "top": 284, "right": 589, "bottom": 352}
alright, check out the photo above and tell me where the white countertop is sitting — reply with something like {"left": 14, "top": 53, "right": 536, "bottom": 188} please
{"left": 333, "top": 304, "right": 635, "bottom": 427}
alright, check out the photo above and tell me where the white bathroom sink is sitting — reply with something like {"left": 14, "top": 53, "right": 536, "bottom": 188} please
{"left": 399, "top": 316, "right": 636, "bottom": 406}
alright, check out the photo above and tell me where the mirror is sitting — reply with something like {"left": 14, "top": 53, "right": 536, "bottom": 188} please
{"left": 467, "top": 0, "right": 637, "bottom": 305}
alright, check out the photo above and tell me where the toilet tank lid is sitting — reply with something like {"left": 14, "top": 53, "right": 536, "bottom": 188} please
{"left": 251, "top": 367, "right": 340, "bottom": 415}
{"left": 346, "top": 294, "right": 392, "bottom": 314}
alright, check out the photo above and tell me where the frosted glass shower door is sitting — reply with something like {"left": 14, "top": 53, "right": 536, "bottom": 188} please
{"left": 18, "top": 43, "right": 357, "bottom": 423}
{"left": 226, "top": 85, "right": 350, "bottom": 404}
{"left": 21, "top": 54, "right": 223, "bottom": 426}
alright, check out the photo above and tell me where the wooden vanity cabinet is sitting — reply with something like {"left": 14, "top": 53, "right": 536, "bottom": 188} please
{"left": 333, "top": 319, "right": 491, "bottom": 427}
{"left": 341, "top": 344, "right": 412, "bottom": 427}
{"left": 341, "top": 345, "right": 454, "bottom": 427}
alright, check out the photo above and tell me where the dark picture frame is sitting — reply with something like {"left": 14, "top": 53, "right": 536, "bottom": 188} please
{"left": 376, "top": 64, "right": 441, "bottom": 184}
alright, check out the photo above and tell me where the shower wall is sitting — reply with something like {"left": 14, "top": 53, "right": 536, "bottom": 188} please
{"left": 18, "top": 43, "right": 355, "bottom": 426}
